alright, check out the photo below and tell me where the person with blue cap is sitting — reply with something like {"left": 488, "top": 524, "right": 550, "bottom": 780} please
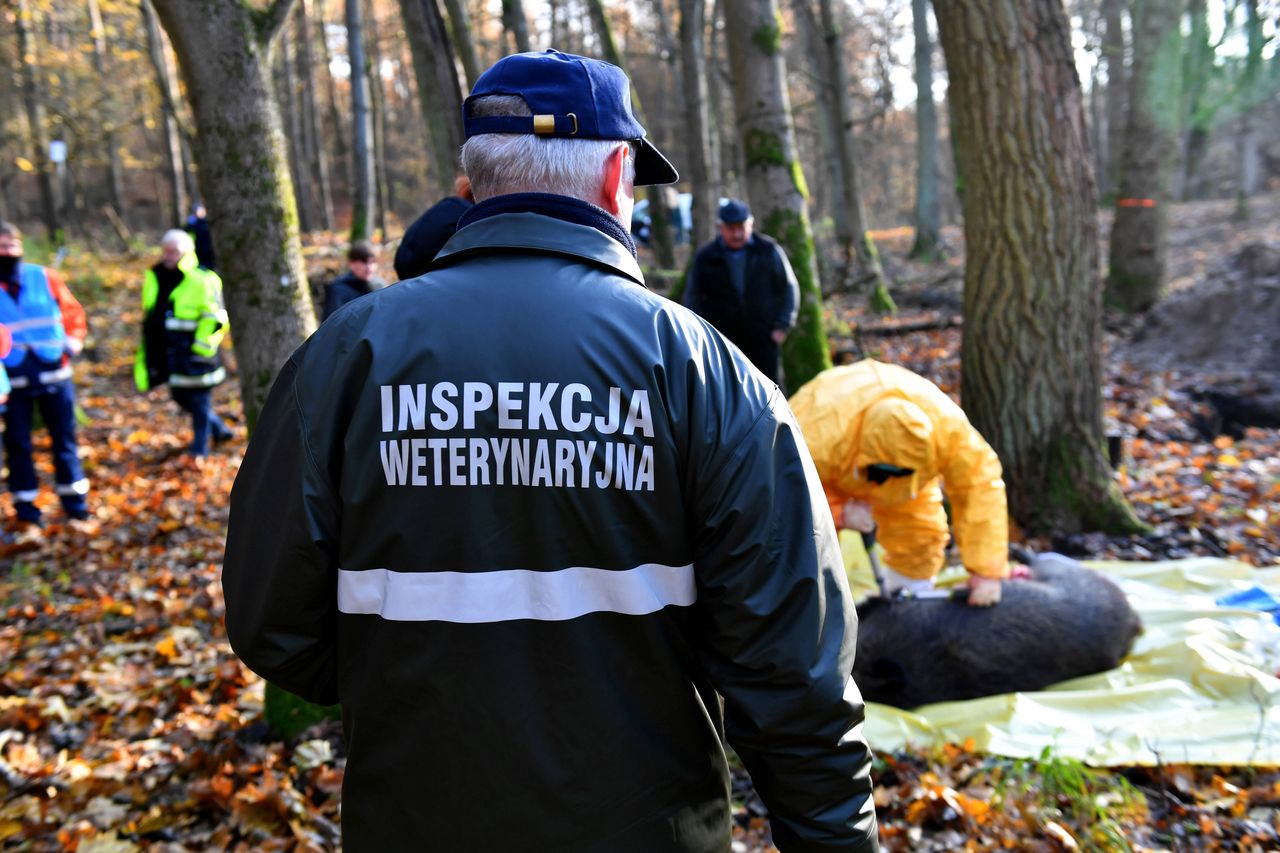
{"left": 683, "top": 197, "right": 800, "bottom": 387}
{"left": 223, "top": 49, "right": 877, "bottom": 853}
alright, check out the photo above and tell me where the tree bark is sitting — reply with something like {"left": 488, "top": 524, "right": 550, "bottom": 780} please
{"left": 346, "top": 0, "right": 375, "bottom": 240}
{"left": 277, "top": 25, "right": 315, "bottom": 233}
{"left": 910, "top": 0, "right": 942, "bottom": 260}
{"left": 723, "top": 0, "right": 831, "bottom": 392}
{"left": 932, "top": 0, "right": 1142, "bottom": 534}
{"left": 441, "top": 0, "right": 481, "bottom": 88}
{"left": 397, "top": 0, "right": 466, "bottom": 199}
{"left": 86, "top": 0, "right": 125, "bottom": 224}
{"left": 585, "top": 0, "right": 677, "bottom": 269}
{"left": 149, "top": 0, "right": 316, "bottom": 426}
{"left": 14, "top": 0, "right": 60, "bottom": 241}
{"left": 296, "top": 0, "right": 335, "bottom": 229}
{"left": 1177, "top": 0, "right": 1213, "bottom": 201}
{"left": 1099, "top": 0, "right": 1126, "bottom": 201}
{"left": 502, "top": 0, "right": 532, "bottom": 52}
{"left": 317, "top": 0, "right": 349, "bottom": 164}
{"left": 364, "top": 0, "right": 390, "bottom": 238}
{"left": 1106, "top": 0, "right": 1180, "bottom": 313}
{"left": 1236, "top": 0, "right": 1263, "bottom": 210}
{"left": 141, "top": 0, "right": 187, "bottom": 226}
{"left": 678, "top": 0, "right": 715, "bottom": 246}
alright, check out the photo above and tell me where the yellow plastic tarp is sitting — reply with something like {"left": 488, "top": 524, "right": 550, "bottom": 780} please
{"left": 840, "top": 531, "right": 1280, "bottom": 766}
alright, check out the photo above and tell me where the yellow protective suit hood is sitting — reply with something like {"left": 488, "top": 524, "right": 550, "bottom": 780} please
{"left": 857, "top": 398, "right": 935, "bottom": 506}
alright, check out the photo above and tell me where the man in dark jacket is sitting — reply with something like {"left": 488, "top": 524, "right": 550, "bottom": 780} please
{"left": 683, "top": 199, "right": 799, "bottom": 386}
{"left": 393, "top": 174, "right": 475, "bottom": 281}
{"left": 223, "top": 49, "right": 878, "bottom": 853}
{"left": 322, "top": 240, "right": 386, "bottom": 320}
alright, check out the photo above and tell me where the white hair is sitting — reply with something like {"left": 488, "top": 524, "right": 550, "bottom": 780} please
{"left": 160, "top": 228, "right": 195, "bottom": 255}
{"left": 461, "top": 95, "right": 635, "bottom": 203}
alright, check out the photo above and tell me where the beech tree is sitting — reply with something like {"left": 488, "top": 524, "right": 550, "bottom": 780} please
{"left": 932, "top": 0, "right": 1143, "bottom": 533}
{"left": 149, "top": 0, "right": 316, "bottom": 424}
{"left": 723, "top": 0, "right": 831, "bottom": 391}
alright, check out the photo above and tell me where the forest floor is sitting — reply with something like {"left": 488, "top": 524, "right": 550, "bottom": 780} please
{"left": 0, "top": 194, "right": 1277, "bottom": 851}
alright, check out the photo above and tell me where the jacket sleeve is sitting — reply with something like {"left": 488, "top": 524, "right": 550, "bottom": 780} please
{"left": 222, "top": 358, "right": 341, "bottom": 704}
{"left": 690, "top": 387, "right": 878, "bottom": 852}
{"left": 773, "top": 243, "right": 800, "bottom": 330}
{"left": 192, "top": 270, "right": 229, "bottom": 360}
{"left": 321, "top": 283, "right": 344, "bottom": 322}
{"left": 47, "top": 270, "right": 87, "bottom": 347}
{"left": 870, "top": 484, "right": 949, "bottom": 579}
{"left": 941, "top": 422, "right": 1009, "bottom": 578}
{"left": 682, "top": 260, "right": 703, "bottom": 314}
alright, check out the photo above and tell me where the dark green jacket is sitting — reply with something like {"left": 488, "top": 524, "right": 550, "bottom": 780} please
{"left": 222, "top": 209, "right": 878, "bottom": 853}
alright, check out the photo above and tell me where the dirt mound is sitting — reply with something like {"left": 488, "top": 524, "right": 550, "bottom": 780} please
{"left": 1118, "top": 242, "right": 1280, "bottom": 378}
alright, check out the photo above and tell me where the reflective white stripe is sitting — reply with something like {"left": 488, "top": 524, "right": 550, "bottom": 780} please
{"left": 338, "top": 562, "right": 697, "bottom": 623}
{"left": 38, "top": 366, "right": 72, "bottom": 384}
{"left": 8, "top": 376, "right": 27, "bottom": 388}
{"left": 12, "top": 489, "right": 39, "bottom": 502}
{"left": 165, "top": 318, "right": 199, "bottom": 331}
{"left": 4, "top": 317, "right": 58, "bottom": 332}
{"left": 169, "top": 366, "right": 226, "bottom": 387}
{"left": 54, "top": 478, "right": 90, "bottom": 496}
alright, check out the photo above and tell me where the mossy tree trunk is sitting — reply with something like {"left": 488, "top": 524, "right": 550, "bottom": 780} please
{"left": 150, "top": 0, "right": 316, "bottom": 426}
{"left": 723, "top": 0, "right": 831, "bottom": 392}
{"left": 1105, "top": 0, "right": 1181, "bottom": 313}
{"left": 398, "top": 0, "right": 466, "bottom": 199}
{"left": 909, "top": 0, "right": 942, "bottom": 261}
{"left": 933, "top": 0, "right": 1144, "bottom": 534}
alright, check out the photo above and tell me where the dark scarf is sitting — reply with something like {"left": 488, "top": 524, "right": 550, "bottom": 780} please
{"left": 457, "top": 192, "right": 638, "bottom": 257}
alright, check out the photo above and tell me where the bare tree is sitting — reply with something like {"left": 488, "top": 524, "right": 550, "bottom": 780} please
{"left": 346, "top": 0, "right": 375, "bottom": 239}
{"left": 141, "top": 0, "right": 187, "bottom": 225}
{"left": 678, "top": 0, "right": 715, "bottom": 246}
{"left": 1236, "top": 0, "right": 1264, "bottom": 216}
{"left": 910, "top": 0, "right": 942, "bottom": 260}
{"left": 296, "top": 0, "right": 335, "bottom": 229}
{"left": 365, "top": 0, "right": 390, "bottom": 237}
{"left": 398, "top": 0, "right": 466, "bottom": 199}
{"left": 441, "top": 0, "right": 481, "bottom": 88}
{"left": 149, "top": 0, "right": 316, "bottom": 425}
{"left": 502, "top": 0, "right": 532, "bottom": 52}
{"left": 277, "top": 25, "right": 315, "bottom": 233}
{"left": 723, "top": 0, "right": 832, "bottom": 390}
{"left": 1106, "top": 0, "right": 1181, "bottom": 313}
{"left": 1099, "top": 0, "right": 1126, "bottom": 200}
{"left": 932, "top": 0, "right": 1142, "bottom": 533}
{"left": 13, "top": 0, "right": 60, "bottom": 241}
{"left": 86, "top": 0, "right": 125, "bottom": 223}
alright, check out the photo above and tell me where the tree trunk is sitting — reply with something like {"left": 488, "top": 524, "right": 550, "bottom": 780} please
{"left": 1099, "top": 0, "right": 1126, "bottom": 201}
{"left": 1236, "top": 0, "right": 1263, "bottom": 213}
{"left": 86, "top": 0, "right": 125, "bottom": 224}
{"left": 708, "top": 0, "right": 736, "bottom": 198}
{"left": 932, "top": 0, "right": 1142, "bottom": 534}
{"left": 1106, "top": 0, "right": 1180, "bottom": 313}
{"left": 14, "top": 0, "right": 60, "bottom": 242}
{"left": 297, "top": 0, "right": 335, "bottom": 230}
{"left": 723, "top": 0, "right": 831, "bottom": 392}
{"left": 141, "top": 0, "right": 187, "bottom": 226}
{"left": 149, "top": 0, "right": 316, "bottom": 426}
{"left": 1178, "top": 0, "right": 1213, "bottom": 201}
{"left": 502, "top": 0, "right": 532, "bottom": 52}
{"left": 317, "top": 0, "right": 348, "bottom": 164}
{"left": 678, "top": 0, "right": 716, "bottom": 246}
{"left": 277, "top": 26, "right": 315, "bottom": 233}
{"left": 398, "top": 0, "right": 466, "bottom": 199}
{"left": 440, "top": 0, "right": 481, "bottom": 88}
{"left": 364, "top": 0, "right": 390, "bottom": 238}
{"left": 910, "top": 0, "right": 942, "bottom": 260}
{"left": 346, "top": 0, "right": 375, "bottom": 240}
{"left": 585, "top": 0, "right": 677, "bottom": 269}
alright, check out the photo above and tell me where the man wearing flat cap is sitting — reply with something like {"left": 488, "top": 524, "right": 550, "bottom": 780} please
{"left": 683, "top": 199, "right": 800, "bottom": 388}
{"left": 223, "top": 50, "right": 877, "bottom": 853}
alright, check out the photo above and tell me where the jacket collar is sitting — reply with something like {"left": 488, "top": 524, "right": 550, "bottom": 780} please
{"left": 433, "top": 210, "right": 646, "bottom": 287}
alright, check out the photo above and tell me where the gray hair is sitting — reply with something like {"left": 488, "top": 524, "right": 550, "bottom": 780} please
{"left": 460, "top": 95, "right": 635, "bottom": 203}
{"left": 160, "top": 228, "right": 195, "bottom": 255}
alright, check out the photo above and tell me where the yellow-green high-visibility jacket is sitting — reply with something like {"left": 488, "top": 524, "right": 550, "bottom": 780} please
{"left": 135, "top": 251, "right": 229, "bottom": 392}
{"left": 790, "top": 359, "right": 1009, "bottom": 581}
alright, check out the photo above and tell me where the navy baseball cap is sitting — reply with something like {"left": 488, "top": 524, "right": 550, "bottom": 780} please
{"left": 463, "top": 50, "right": 679, "bottom": 187}
{"left": 718, "top": 199, "right": 751, "bottom": 224}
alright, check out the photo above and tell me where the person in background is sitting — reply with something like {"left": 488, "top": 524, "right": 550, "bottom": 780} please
{"left": 0, "top": 221, "right": 90, "bottom": 525}
{"left": 185, "top": 202, "right": 217, "bottom": 271}
{"left": 790, "top": 358, "right": 1022, "bottom": 606}
{"left": 682, "top": 198, "right": 799, "bottom": 387}
{"left": 393, "top": 174, "right": 476, "bottom": 281}
{"left": 223, "top": 49, "right": 878, "bottom": 853}
{"left": 135, "top": 229, "right": 234, "bottom": 459}
{"left": 322, "top": 240, "right": 387, "bottom": 320}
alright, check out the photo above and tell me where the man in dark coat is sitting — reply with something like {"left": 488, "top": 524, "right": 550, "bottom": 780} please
{"left": 683, "top": 199, "right": 799, "bottom": 386}
{"left": 322, "top": 240, "right": 387, "bottom": 321}
{"left": 223, "top": 49, "right": 878, "bottom": 853}
{"left": 393, "top": 175, "right": 475, "bottom": 281}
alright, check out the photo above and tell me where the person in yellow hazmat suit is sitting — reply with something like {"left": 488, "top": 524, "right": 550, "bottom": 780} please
{"left": 790, "top": 359, "right": 1020, "bottom": 607}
